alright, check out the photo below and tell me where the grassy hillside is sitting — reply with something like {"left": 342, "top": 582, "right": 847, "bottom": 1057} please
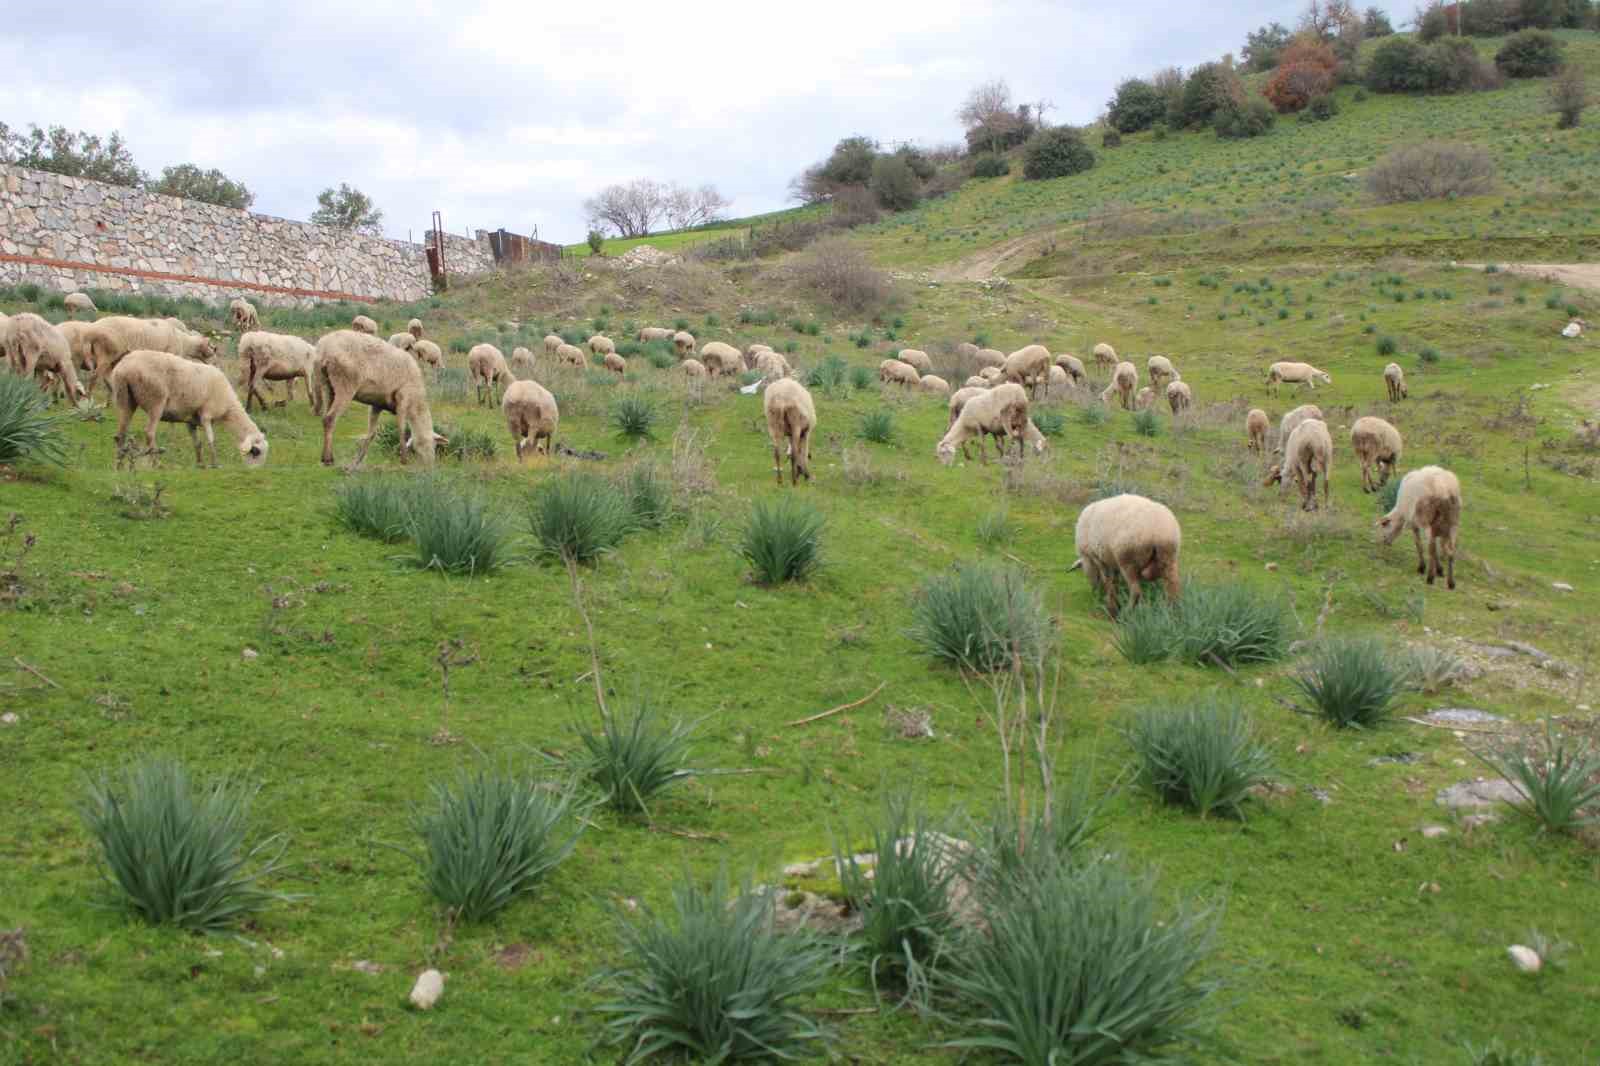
{"left": 3, "top": 33, "right": 1600, "bottom": 1066}
{"left": 565, "top": 204, "right": 824, "bottom": 258}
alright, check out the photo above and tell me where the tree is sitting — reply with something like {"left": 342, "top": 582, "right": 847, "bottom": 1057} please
{"left": 1363, "top": 6, "right": 1395, "bottom": 35}
{"left": 583, "top": 179, "right": 666, "bottom": 238}
{"left": 1365, "top": 37, "right": 1434, "bottom": 91}
{"left": 958, "top": 80, "right": 1023, "bottom": 155}
{"left": 1022, "top": 127, "right": 1095, "bottom": 181}
{"left": 1178, "top": 62, "right": 1241, "bottom": 128}
{"left": 1496, "top": 30, "right": 1564, "bottom": 77}
{"left": 1550, "top": 63, "right": 1590, "bottom": 127}
{"left": 663, "top": 183, "right": 731, "bottom": 230}
{"left": 0, "top": 123, "right": 143, "bottom": 187}
{"left": 1263, "top": 37, "right": 1341, "bottom": 112}
{"left": 586, "top": 229, "right": 605, "bottom": 254}
{"left": 1107, "top": 79, "right": 1168, "bottom": 132}
{"left": 790, "top": 136, "right": 880, "bottom": 203}
{"left": 310, "top": 183, "right": 384, "bottom": 235}
{"left": 869, "top": 153, "right": 921, "bottom": 211}
{"left": 1299, "top": 0, "right": 1358, "bottom": 38}
{"left": 148, "top": 164, "right": 255, "bottom": 210}
{"left": 1242, "top": 22, "right": 1293, "bottom": 71}
{"left": 1151, "top": 66, "right": 1187, "bottom": 127}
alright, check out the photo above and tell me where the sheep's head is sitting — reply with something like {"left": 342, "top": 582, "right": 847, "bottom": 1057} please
{"left": 1375, "top": 511, "right": 1406, "bottom": 545}
{"left": 239, "top": 432, "right": 269, "bottom": 467}
{"left": 936, "top": 440, "right": 958, "bottom": 466}
{"left": 1315, "top": 370, "right": 1332, "bottom": 384}
{"left": 1263, "top": 465, "right": 1283, "bottom": 487}
{"left": 188, "top": 336, "right": 219, "bottom": 363}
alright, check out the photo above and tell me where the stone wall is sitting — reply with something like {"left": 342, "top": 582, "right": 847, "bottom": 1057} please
{"left": 0, "top": 164, "right": 507, "bottom": 306}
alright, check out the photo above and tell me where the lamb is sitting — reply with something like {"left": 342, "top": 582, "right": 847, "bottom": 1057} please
{"left": 1112, "top": 361, "right": 1138, "bottom": 410}
{"left": 1134, "top": 386, "right": 1156, "bottom": 410}
{"left": 898, "top": 349, "right": 933, "bottom": 373}
{"left": 588, "top": 334, "right": 616, "bottom": 357}
{"left": 879, "top": 358, "right": 920, "bottom": 386}
{"left": 673, "top": 331, "right": 696, "bottom": 356}
{"left": 603, "top": 352, "right": 627, "bottom": 376}
{"left": 699, "top": 341, "right": 743, "bottom": 377}
{"left": 502, "top": 379, "right": 559, "bottom": 461}
{"left": 351, "top": 315, "right": 378, "bottom": 335}
{"left": 974, "top": 348, "right": 1006, "bottom": 369}
{"left": 110, "top": 349, "right": 268, "bottom": 469}
{"left": 555, "top": 343, "right": 587, "bottom": 368}
{"left": 1277, "top": 404, "right": 1324, "bottom": 450}
{"left": 1265, "top": 361, "right": 1331, "bottom": 396}
{"left": 510, "top": 346, "right": 537, "bottom": 375}
{"left": 467, "top": 343, "right": 514, "bottom": 404}
{"left": 1377, "top": 466, "right": 1461, "bottom": 589}
{"left": 918, "top": 374, "right": 951, "bottom": 396}
{"left": 937, "top": 382, "right": 1029, "bottom": 465}
{"left": 978, "top": 366, "right": 1003, "bottom": 383}
{"left": 1166, "top": 379, "right": 1192, "bottom": 415}
{"left": 1350, "top": 416, "right": 1402, "bottom": 493}
{"left": 408, "top": 319, "right": 424, "bottom": 341}
{"left": 64, "top": 292, "right": 97, "bottom": 317}
{"left": 1068, "top": 494, "right": 1181, "bottom": 619}
{"left": 754, "top": 350, "right": 791, "bottom": 380}
{"left": 82, "top": 316, "right": 218, "bottom": 396}
{"left": 229, "top": 298, "right": 259, "bottom": 332}
{"left": 680, "top": 358, "right": 707, "bottom": 378}
{"left": 543, "top": 333, "right": 564, "bottom": 355}
{"left": 1147, "top": 355, "right": 1178, "bottom": 388}
{"left": 763, "top": 377, "right": 816, "bottom": 485}
{"left": 1092, "top": 342, "right": 1118, "bottom": 370}
{"left": 1264, "top": 417, "right": 1332, "bottom": 511}
{"left": 1384, "top": 362, "right": 1407, "bottom": 402}
{"left": 963, "top": 375, "right": 990, "bottom": 389}
{"left": 413, "top": 339, "right": 444, "bottom": 369}
{"left": 238, "top": 331, "right": 318, "bottom": 413}
{"left": 388, "top": 332, "right": 417, "bottom": 352}
{"left": 1246, "top": 408, "right": 1269, "bottom": 453}
{"left": 314, "top": 330, "right": 444, "bottom": 467}
{"left": 7, "top": 313, "right": 85, "bottom": 402}
{"left": 1054, "top": 353, "right": 1086, "bottom": 385}
{"left": 1002, "top": 344, "right": 1051, "bottom": 398}
{"left": 639, "top": 326, "right": 673, "bottom": 342}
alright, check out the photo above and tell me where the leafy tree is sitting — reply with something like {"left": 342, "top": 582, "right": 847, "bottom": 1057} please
{"left": 148, "top": 164, "right": 254, "bottom": 210}
{"left": 0, "top": 123, "right": 144, "bottom": 186}
{"left": 958, "top": 80, "right": 1024, "bottom": 155}
{"left": 1263, "top": 37, "right": 1340, "bottom": 112}
{"left": 1022, "top": 127, "right": 1094, "bottom": 181}
{"left": 1365, "top": 37, "right": 1434, "bottom": 92}
{"left": 1496, "top": 30, "right": 1564, "bottom": 78}
{"left": 790, "top": 136, "right": 879, "bottom": 203}
{"left": 1215, "top": 97, "right": 1277, "bottom": 138}
{"left": 1107, "top": 79, "right": 1167, "bottom": 132}
{"left": 869, "top": 153, "right": 921, "bottom": 211}
{"left": 586, "top": 229, "right": 605, "bottom": 254}
{"left": 1362, "top": 6, "right": 1394, "bottom": 35}
{"left": 1178, "top": 63, "right": 1240, "bottom": 128}
{"left": 310, "top": 183, "right": 385, "bottom": 236}
{"left": 1242, "top": 22, "right": 1293, "bottom": 71}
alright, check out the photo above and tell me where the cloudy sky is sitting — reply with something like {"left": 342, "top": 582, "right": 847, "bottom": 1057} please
{"left": 4, "top": 1, "right": 1395, "bottom": 245}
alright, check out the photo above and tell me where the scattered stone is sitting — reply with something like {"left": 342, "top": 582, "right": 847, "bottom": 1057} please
{"left": 1420, "top": 825, "right": 1450, "bottom": 839}
{"left": 1423, "top": 708, "right": 1504, "bottom": 725}
{"left": 1553, "top": 582, "right": 1574, "bottom": 593}
{"left": 1561, "top": 320, "right": 1582, "bottom": 339}
{"left": 241, "top": 647, "right": 259, "bottom": 661}
{"left": 615, "top": 245, "right": 681, "bottom": 271}
{"left": 408, "top": 969, "right": 444, "bottom": 1010}
{"left": 1419, "top": 881, "right": 1442, "bottom": 894}
{"left": 1507, "top": 945, "right": 1542, "bottom": 973}
{"left": 0, "top": 713, "right": 17, "bottom": 726}
{"left": 767, "top": 887, "right": 862, "bottom": 937}
{"left": 1465, "top": 643, "right": 1518, "bottom": 660}
{"left": 351, "top": 960, "right": 384, "bottom": 975}
{"left": 1368, "top": 752, "right": 1422, "bottom": 767}
{"left": 782, "top": 861, "right": 821, "bottom": 879}
{"left": 1265, "top": 562, "right": 1278, "bottom": 572}
{"left": 1310, "top": 788, "right": 1334, "bottom": 806}
{"left": 1436, "top": 778, "right": 1526, "bottom": 809}
{"left": 1502, "top": 640, "right": 1552, "bottom": 663}
{"left": 1462, "top": 813, "right": 1501, "bottom": 830}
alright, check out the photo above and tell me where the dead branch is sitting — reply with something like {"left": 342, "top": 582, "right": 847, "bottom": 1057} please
{"left": 786, "top": 681, "right": 887, "bottom": 727}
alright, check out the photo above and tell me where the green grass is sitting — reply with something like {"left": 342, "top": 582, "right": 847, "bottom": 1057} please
{"left": 1293, "top": 637, "right": 1409, "bottom": 729}
{"left": 570, "top": 697, "right": 696, "bottom": 816}
{"left": 0, "top": 374, "right": 69, "bottom": 466}
{"left": 738, "top": 498, "right": 824, "bottom": 585}
{"left": 1124, "top": 696, "right": 1275, "bottom": 819}
{"left": 909, "top": 563, "right": 1049, "bottom": 672}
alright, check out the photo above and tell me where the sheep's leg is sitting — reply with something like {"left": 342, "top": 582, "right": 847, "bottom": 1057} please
{"left": 320, "top": 385, "right": 354, "bottom": 466}
{"left": 186, "top": 423, "right": 204, "bottom": 466}
{"left": 1322, "top": 466, "right": 1330, "bottom": 510}
{"left": 142, "top": 399, "right": 166, "bottom": 467}
{"left": 1444, "top": 531, "right": 1456, "bottom": 590}
{"left": 1426, "top": 529, "right": 1441, "bottom": 585}
{"left": 1359, "top": 459, "right": 1371, "bottom": 493}
{"left": 302, "top": 373, "right": 317, "bottom": 413}
{"left": 771, "top": 436, "right": 783, "bottom": 485}
{"left": 203, "top": 419, "right": 219, "bottom": 468}
{"left": 1113, "top": 559, "right": 1145, "bottom": 619}
{"left": 1162, "top": 559, "right": 1181, "bottom": 605}
{"left": 1412, "top": 526, "right": 1426, "bottom": 576}
{"left": 352, "top": 406, "right": 384, "bottom": 469}
{"left": 113, "top": 395, "right": 136, "bottom": 468}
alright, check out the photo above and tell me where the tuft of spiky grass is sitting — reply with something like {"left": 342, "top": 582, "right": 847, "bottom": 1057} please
{"left": 1472, "top": 723, "right": 1600, "bottom": 834}
{"left": 1405, "top": 645, "right": 1468, "bottom": 693}
{"left": 806, "top": 355, "right": 849, "bottom": 391}
{"left": 1293, "top": 637, "right": 1407, "bottom": 729}
{"left": 969, "top": 773, "right": 1108, "bottom": 892}
{"left": 858, "top": 410, "right": 896, "bottom": 444}
{"left": 909, "top": 563, "right": 1048, "bottom": 673}
{"left": 1124, "top": 697, "right": 1274, "bottom": 818}
{"left": 1376, "top": 335, "right": 1398, "bottom": 356}
{"left": 572, "top": 696, "right": 696, "bottom": 815}
{"left": 610, "top": 395, "right": 658, "bottom": 439}
{"left": 0, "top": 375, "right": 68, "bottom": 466}
{"left": 332, "top": 475, "right": 414, "bottom": 542}
{"left": 437, "top": 424, "right": 497, "bottom": 461}
{"left": 529, "top": 473, "right": 635, "bottom": 565}
{"left": 79, "top": 757, "right": 291, "bottom": 932}
{"left": 1077, "top": 402, "right": 1108, "bottom": 427}
{"left": 975, "top": 508, "right": 1016, "bottom": 548}
{"left": 596, "top": 873, "right": 835, "bottom": 1064}
{"left": 1132, "top": 407, "right": 1161, "bottom": 437}
{"left": 849, "top": 365, "right": 875, "bottom": 391}
{"left": 1115, "top": 582, "right": 1293, "bottom": 667}
{"left": 406, "top": 480, "right": 509, "bottom": 576}
{"left": 1375, "top": 477, "right": 1400, "bottom": 514}
{"left": 1031, "top": 410, "right": 1066, "bottom": 437}
{"left": 739, "top": 498, "right": 824, "bottom": 585}
{"left": 618, "top": 462, "right": 673, "bottom": 529}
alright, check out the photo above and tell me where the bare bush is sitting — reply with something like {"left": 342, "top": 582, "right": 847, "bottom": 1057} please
{"left": 1367, "top": 143, "right": 1495, "bottom": 204}
{"left": 1550, "top": 64, "right": 1590, "bottom": 129}
{"left": 790, "top": 237, "right": 891, "bottom": 312}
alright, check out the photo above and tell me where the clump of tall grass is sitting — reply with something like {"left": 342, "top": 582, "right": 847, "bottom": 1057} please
{"left": 529, "top": 473, "right": 635, "bottom": 564}
{"left": 1124, "top": 697, "right": 1274, "bottom": 818}
{"left": 1031, "top": 410, "right": 1066, "bottom": 437}
{"left": 618, "top": 462, "right": 673, "bottom": 529}
{"left": 909, "top": 563, "right": 1048, "bottom": 673}
{"left": 611, "top": 395, "right": 657, "bottom": 439}
{"left": 1472, "top": 723, "right": 1600, "bottom": 834}
{"left": 406, "top": 480, "right": 510, "bottom": 576}
{"left": 849, "top": 365, "right": 875, "bottom": 391}
{"left": 0, "top": 375, "right": 68, "bottom": 466}
{"left": 975, "top": 508, "right": 1016, "bottom": 548}
{"left": 1293, "top": 637, "right": 1407, "bottom": 728}
{"left": 572, "top": 696, "right": 696, "bottom": 815}
{"left": 739, "top": 498, "right": 825, "bottom": 584}
{"left": 332, "top": 475, "right": 414, "bottom": 542}
{"left": 1132, "top": 408, "right": 1161, "bottom": 437}
{"left": 1114, "top": 582, "right": 1293, "bottom": 667}
{"left": 858, "top": 410, "right": 896, "bottom": 444}
{"left": 805, "top": 355, "right": 849, "bottom": 391}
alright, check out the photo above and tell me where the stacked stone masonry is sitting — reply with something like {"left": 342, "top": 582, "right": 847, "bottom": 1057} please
{"left": 0, "top": 164, "right": 504, "bottom": 306}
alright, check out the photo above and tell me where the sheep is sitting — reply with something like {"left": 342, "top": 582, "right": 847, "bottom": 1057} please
{"left": 56, "top": 320, "right": 97, "bottom": 373}
{"left": 502, "top": 379, "right": 559, "bottom": 461}
{"left": 978, "top": 366, "right": 1003, "bottom": 383}
{"left": 898, "top": 348, "right": 933, "bottom": 373}
{"left": 1099, "top": 384, "right": 1118, "bottom": 407}
{"left": 1264, "top": 418, "right": 1332, "bottom": 511}
{"left": 1277, "top": 404, "right": 1324, "bottom": 450}
{"left": 1054, "top": 353, "right": 1086, "bottom": 385}
{"left": 1134, "top": 386, "right": 1156, "bottom": 410}
{"left": 110, "top": 349, "right": 267, "bottom": 469}
{"left": 1384, "top": 362, "right": 1408, "bottom": 402}
{"left": 919, "top": 374, "right": 951, "bottom": 396}
{"left": 937, "top": 382, "right": 1029, "bottom": 465}
{"left": 699, "top": 341, "right": 743, "bottom": 377}
{"left": 315, "top": 330, "right": 444, "bottom": 467}
{"left": 555, "top": 342, "right": 587, "bottom": 368}
{"left": 467, "top": 343, "right": 514, "bottom": 405}
{"left": 1047, "top": 365, "right": 1069, "bottom": 392}
{"left": 948, "top": 386, "right": 987, "bottom": 428}
{"left": 7, "top": 313, "right": 85, "bottom": 402}
{"left": 743, "top": 343, "right": 774, "bottom": 371}
{"left": 1112, "top": 361, "right": 1138, "bottom": 409}
{"left": 83, "top": 316, "right": 217, "bottom": 396}
{"left": 1377, "top": 466, "right": 1461, "bottom": 589}
{"left": 1003, "top": 344, "right": 1051, "bottom": 398}
{"left": 1265, "top": 361, "right": 1331, "bottom": 396}
{"left": 1092, "top": 342, "right": 1118, "bottom": 370}
{"left": 408, "top": 319, "right": 424, "bottom": 341}
{"left": 413, "top": 340, "right": 443, "bottom": 369}
{"left": 963, "top": 375, "right": 990, "bottom": 389}
{"left": 1068, "top": 494, "right": 1181, "bottom": 620}
{"left": 238, "top": 331, "right": 318, "bottom": 413}
{"left": 974, "top": 348, "right": 1006, "bottom": 369}
{"left": 388, "top": 332, "right": 417, "bottom": 352}
{"left": 1166, "top": 380, "right": 1192, "bottom": 415}
{"left": 510, "top": 346, "right": 537, "bottom": 375}
{"left": 680, "top": 358, "right": 707, "bottom": 378}
{"left": 603, "top": 352, "right": 626, "bottom": 376}
{"left": 1350, "top": 416, "right": 1403, "bottom": 493}
{"left": 879, "top": 359, "right": 920, "bottom": 386}
{"left": 754, "top": 350, "right": 791, "bottom": 380}
{"left": 1246, "top": 408, "right": 1269, "bottom": 453}
{"left": 543, "top": 333, "right": 564, "bottom": 355}
{"left": 588, "top": 334, "right": 615, "bottom": 357}
{"left": 351, "top": 315, "right": 378, "bottom": 335}
{"left": 64, "top": 292, "right": 97, "bottom": 317}
{"left": 229, "top": 298, "right": 259, "bottom": 332}
{"left": 673, "top": 331, "right": 696, "bottom": 356}
{"left": 763, "top": 377, "right": 816, "bottom": 485}
{"left": 956, "top": 342, "right": 980, "bottom": 359}
{"left": 639, "top": 326, "right": 673, "bottom": 342}
{"left": 1147, "top": 355, "right": 1178, "bottom": 388}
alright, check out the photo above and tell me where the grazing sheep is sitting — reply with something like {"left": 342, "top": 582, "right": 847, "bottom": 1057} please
{"left": 754, "top": 350, "right": 791, "bottom": 380}
{"left": 502, "top": 379, "right": 559, "bottom": 461}
{"left": 1277, "top": 404, "right": 1324, "bottom": 450}
{"left": 64, "top": 292, "right": 97, "bottom": 317}
{"left": 7, "top": 313, "right": 84, "bottom": 402}
{"left": 937, "top": 382, "right": 1029, "bottom": 465}
{"left": 879, "top": 359, "right": 920, "bottom": 386}
{"left": 56, "top": 320, "right": 97, "bottom": 373}
{"left": 315, "top": 330, "right": 443, "bottom": 467}
{"left": 743, "top": 343, "right": 774, "bottom": 371}
{"left": 1166, "top": 380, "right": 1192, "bottom": 415}
{"left": 1350, "top": 416, "right": 1403, "bottom": 493}
{"left": 978, "top": 366, "right": 1003, "bottom": 383}
{"left": 408, "top": 319, "right": 424, "bottom": 341}
{"left": 555, "top": 342, "right": 587, "bottom": 368}
{"left": 1047, "top": 365, "right": 1069, "bottom": 392}
{"left": 639, "top": 326, "right": 673, "bottom": 342}
{"left": 413, "top": 339, "right": 443, "bottom": 369}
{"left": 974, "top": 348, "right": 1006, "bottom": 369}
{"left": 763, "top": 377, "right": 817, "bottom": 485}
{"left": 1134, "top": 386, "right": 1156, "bottom": 410}
{"left": 699, "top": 341, "right": 743, "bottom": 377}
{"left": 1246, "top": 408, "right": 1269, "bottom": 453}
{"left": 1003, "top": 344, "right": 1051, "bottom": 399}
{"left": 82, "top": 316, "right": 217, "bottom": 397}
{"left": 948, "top": 386, "right": 987, "bottom": 429}
{"left": 351, "top": 315, "right": 378, "bottom": 335}
{"left": 588, "top": 334, "right": 615, "bottom": 357}
{"left": 1384, "top": 362, "right": 1408, "bottom": 402}
{"left": 510, "top": 347, "right": 537, "bottom": 375}
{"left": 1100, "top": 383, "right": 1119, "bottom": 407}
{"left": 898, "top": 348, "right": 933, "bottom": 373}
{"left": 239, "top": 331, "right": 318, "bottom": 413}
{"left": 1377, "top": 466, "right": 1461, "bottom": 589}
{"left": 919, "top": 374, "right": 951, "bottom": 396}
{"left": 1092, "top": 342, "right": 1118, "bottom": 370}
{"left": 468, "top": 343, "right": 514, "bottom": 405}
{"left": 1147, "top": 355, "right": 1178, "bottom": 388}
{"left": 1112, "top": 361, "right": 1138, "bottom": 409}
{"left": 1264, "top": 418, "right": 1332, "bottom": 511}
{"left": 603, "top": 352, "right": 626, "bottom": 377}
{"left": 673, "top": 331, "right": 696, "bottom": 356}
{"left": 543, "top": 333, "right": 564, "bottom": 355}
{"left": 388, "top": 332, "right": 417, "bottom": 352}
{"left": 680, "top": 358, "right": 707, "bottom": 378}
{"left": 1054, "top": 353, "right": 1086, "bottom": 385}
{"left": 963, "top": 375, "right": 990, "bottom": 389}
{"left": 229, "top": 298, "right": 259, "bottom": 332}
{"left": 1068, "top": 494, "right": 1181, "bottom": 619}
{"left": 956, "top": 342, "right": 980, "bottom": 359}
{"left": 1265, "top": 361, "right": 1331, "bottom": 396}
{"left": 111, "top": 349, "right": 267, "bottom": 469}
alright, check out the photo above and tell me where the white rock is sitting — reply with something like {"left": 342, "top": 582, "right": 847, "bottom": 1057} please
{"left": 1420, "top": 825, "right": 1449, "bottom": 839}
{"left": 409, "top": 969, "right": 445, "bottom": 1009}
{"left": 241, "top": 647, "right": 259, "bottom": 661}
{"left": 0, "top": 713, "right": 18, "bottom": 725}
{"left": 1561, "top": 321, "right": 1582, "bottom": 338}
{"left": 1507, "top": 945, "right": 1542, "bottom": 973}
{"left": 1552, "top": 582, "right": 1574, "bottom": 592}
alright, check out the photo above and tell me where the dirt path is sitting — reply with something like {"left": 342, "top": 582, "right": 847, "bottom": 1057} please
{"left": 1465, "top": 262, "right": 1600, "bottom": 293}
{"left": 930, "top": 232, "right": 1057, "bottom": 282}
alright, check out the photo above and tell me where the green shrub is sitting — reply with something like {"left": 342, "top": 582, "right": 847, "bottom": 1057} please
{"left": 438, "top": 424, "right": 497, "bottom": 461}
{"left": 870, "top": 153, "right": 922, "bottom": 212}
{"left": 972, "top": 154, "right": 1010, "bottom": 178}
{"left": 1368, "top": 142, "right": 1495, "bottom": 203}
{"left": 597, "top": 874, "right": 834, "bottom": 1063}
{"left": 1300, "top": 95, "right": 1339, "bottom": 122}
{"left": 610, "top": 395, "right": 658, "bottom": 439}
{"left": 572, "top": 697, "right": 695, "bottom": 815}
{"left": 1293, "top": 637, "right": 1407, "bottom": 729}
{"left": 1496, "top": 30, "right": 1563, "bottom": 79}
{"left": 1215, "top": 97, "right": 1276, "bottom": 139}
{"left": 1365, "top": 37, "right": 1434, "bottom": 92}
{"left": 806, "top": 354, "right": 849, "bottom": 391}
{"left": 586, "top": 229, "right": 604, "bottom": 254}
{"left": 858, "top": 410, "right": 896, "bottom": 444}
{"left": 619, "top": 463, "right": 672, "bottom": 529}
{"left": 909, "top": 563, "right": 1048, "bottom": 672}
{"left": 1418, "top": 346, "right": 1441, "bottom": 365}
{"left": 1132, "top": 408, "right": 1161, "bottom": 437}
{"left": 1022, "top": 127, "right": 1095, "bottom": 181}
{"left": 1115, "top": 582, "right": 1293, "bottom": 667}
{"left": 0, "top": 375, "right": 68, "bottom": 466}
{"left": 1376, "top": 335, "right": 1398, "bottom": 356}
{"left": 406, "top": 481, "right": 509, "bottom": 576}
{"left": 1078, "top": 403, "right": 1108, "bottom": 426}
{"left": 1475, "top": 723, "right": 1600, "bottom": 834}
{"left": 975, "top": 508, "right": 1015, "bottom": 548}
{"left": 79, "top": 757, "right": 290, "bottom": 931}
{"left": 645, "top": 346, "right": 676, "bottom": 370}
{"left": 529, "top": 473, "right": 635, "bottom": 564}
{"left": 1125, "top": 698, "right": 1274, "bottom": 818}
{"left": 739, "top": 498, "right": 825, "bottom": 585}
{"left": 412, "top": 766, "right": 586, "bottom": 922}
{"left": 1032, "top": 410, "right": 1066, "bottom": 437}
{"left": 849, "top": 365, "right": 874, "bottom": 390}
{"left": 332, "top": 475, "right": 414, "bottom": 542}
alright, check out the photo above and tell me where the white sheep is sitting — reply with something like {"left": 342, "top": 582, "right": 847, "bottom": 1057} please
{"left": 468, "top": 343, "right": 514, "bottom": 405}
{"left": 639, "top": 326, "right": 673, "bottom": 342}
{"left": 1265, "top": 361, "right": 1331, "bottom": 396}
{"left": 956, "top": 342, "right": 980, "bottom": 360}
{"left": 1003, "top": 344, "right": 1051, "bottom": 398}
{"left": 1350, "top": 416, "right": 1403, "bottom": 494}
{"left": 898, "top": 348, "right": 933, "bottom": 373}
{"left": 502, "top": 379, "right": 559, "bottom": 461}
{"left": 699, "top": 342, "right": 743, "bottom": 377}
{"left": 351, "top": 315, "right": 378, "bottom": 335}
{"left": 1054, "top": 353, "right": 1086, "bottom": 385}
{"left": 1147, "top": 355, "right": 1178, "bottom": 388}
{"left": 1246, "top": 408, "right": 1269, "bottom": 453}
{"left": 314, "top": 330, "right": 444, "bottom": 467}
{"left": 978, "top": 366, "right": 1003, "bottom": 383}
{"left": 974, "top": 348, "right": 1006, "bottom": 369}
{"left": 603, "top": 352, "right": 627, "bottom": 376}
{"left": 1134, "top": 386, "right": 1156, "bottom": 410}
{"left": 7, "top": 313, "right": 85, "bottom": 402}
{"left": 229, "top": 298, "right": 259, "bottom": 332}
{"left": 962, "top": 375, "right": 990, "bottom": 389}
{"left": 879, "top": 359, "right": 920, "bottom": 386}
{"left": 555, "top": 343, "right": 587, "bottom": 368}
{"left": 743, "top": 343, "right": 774, "bottom": 370}
{"left": 1277, "top": 404, "right": 1324, "bottom": 450}
{"left": 1384, "top": 362, "right": 1407, "bottom": 402}
{"left": 680, "top": 358, "right": 707, "bottom": 378}
{"left": 919, "top": 374, "right": 951, "bottom": 396}
{"left": 1166, "top": 379, "right": 1192, "bottom": 415}
{"left": 413, "top": 339, "right": 444, "bottom": 369}
{"left": 56, "top": 320, "right": 97, "bottom": 373}
{"left": 388, "top": 332, "right": 417, "bottom": 352}
{"left": 1377, "top": 466, "right": 1461, "bottom": 589}
{"left": 1112, "top": 361, "right": 1138, "bottom": 409}
{"left": 510, "top": 347, "right": 537, "bottom": 375}
{"left": 763, "top": 377, "right": 816, "bottom": 485}
{"left": 1047, "top": 365, "right": 1069, "bottom": 392}
{"left": 588, "top": 334, "right": 616, "bottom": 357}
{"left": 673, "top": 331, "right": 696, "bottom": 356}
{"left": 754, "top": 350, "right": 791, "bottom": 380}
{"left": 83, "top": 317, "right": 217, "bottom": 396}
{"left": 948, "top": 386, "right": 987, "bottom": 429}
{"left": 110, "top": 349, "right": 267, "bottom": 469}
{"left": 1068, "top": 494, "right": 1181, "bottom": 619}
{"left": 1092, "top": 342, "right": 1118, "bottom": 370}
{"left": 937, "top": 382, "right": 1030, "bottom": 465}
{"left": 1265, "top": 417, "right": 1332, "bottom": 511}
{"left": 238, "top": 331, "right": 318, "bottom": 413}
{"left": 64, "top": 292, "right": 97, "bottom": 317}
{"left": 408, "top": 318, "right": 424, "bottom": 341}
{"left": 543, "top": 333, "right": 564, "bottom": 355}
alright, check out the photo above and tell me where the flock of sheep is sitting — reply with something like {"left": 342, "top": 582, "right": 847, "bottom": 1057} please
{"left": 0, "top": 289, "right": 1462, "bottom": 614}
